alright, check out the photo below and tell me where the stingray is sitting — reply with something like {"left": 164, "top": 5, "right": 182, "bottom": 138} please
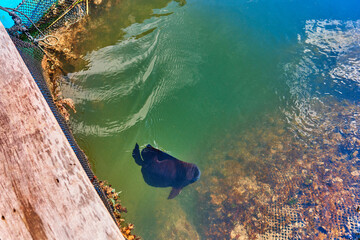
{"left": 132, "top": 143, "right": 201, "bottom": 199}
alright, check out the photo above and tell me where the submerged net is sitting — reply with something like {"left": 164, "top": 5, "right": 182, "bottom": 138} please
{"left": 195, "top": 19, "right": 360, "bottom": 240}
{"left": 196, "top": 102, "right": 360, "bottom": 239}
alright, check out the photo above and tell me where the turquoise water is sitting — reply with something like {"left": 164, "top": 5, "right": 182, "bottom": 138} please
{"left": 0, "top": 0, "right": 23, "bottom": 28}
{"left": 62, "top": 0, "right": 360, "bottom": 239}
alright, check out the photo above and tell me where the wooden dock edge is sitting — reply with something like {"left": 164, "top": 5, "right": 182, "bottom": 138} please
{"left": 0, "top": 22, "right": 125, "bottom": 240}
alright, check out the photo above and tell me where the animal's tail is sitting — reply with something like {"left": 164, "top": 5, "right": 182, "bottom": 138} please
{"left": 132, "top": 143, "right": 143, "bottom": 166}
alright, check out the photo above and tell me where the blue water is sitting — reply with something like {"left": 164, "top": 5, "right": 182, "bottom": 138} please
{"left": 61, "top": 0, "right": 360, "bottom": 238}
{"left": 0, "top": 0, "right": 22, "bottom": 28}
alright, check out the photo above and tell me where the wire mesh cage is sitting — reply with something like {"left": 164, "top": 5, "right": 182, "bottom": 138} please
{"left": 0, "top": 0, "right": 87, "bottom": 39}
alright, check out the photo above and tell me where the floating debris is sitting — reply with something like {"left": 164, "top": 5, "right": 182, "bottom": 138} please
{"left": 99, "top": 180, "right": 141, "bottom": 240}
{"left": 55, "top": 97, "right": 76, "bottom": 121}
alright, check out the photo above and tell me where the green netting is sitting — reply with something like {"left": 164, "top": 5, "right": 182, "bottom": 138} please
{"left": 1, "top": 0, "right": 86, "bottom": 39}
{"left": 16, "top": 0, "right": 58, "bottom": 28}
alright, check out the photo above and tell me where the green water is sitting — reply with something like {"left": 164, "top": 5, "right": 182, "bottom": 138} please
{"left": 61, "top": 0, "right": 360, "bottom": 238}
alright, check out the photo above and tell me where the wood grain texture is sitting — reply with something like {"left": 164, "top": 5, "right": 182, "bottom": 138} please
{"left": 0, "top": 22, "right": 124, "bottom": 240}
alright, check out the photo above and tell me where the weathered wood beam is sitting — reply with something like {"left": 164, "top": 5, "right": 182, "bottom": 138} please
{"left": 0, "top": 22, "right": 124, "bottom": 240}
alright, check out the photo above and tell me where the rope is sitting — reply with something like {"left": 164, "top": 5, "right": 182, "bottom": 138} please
{"left": 35, "top": 34, "right": 59, "bottom": 46}
{"left": 15, "top": 0, "right": 26, "bottom": 11}
{"left": 3, "top": 7, "right": 44, "bottom": 37}
{"left": 46, "top": 0, "right": 85, "bottom": 30}
{"left": 0, "top": 5, "right": 60, "bottom": 51}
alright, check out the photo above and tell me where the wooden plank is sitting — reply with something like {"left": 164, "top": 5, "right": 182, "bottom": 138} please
{"left": 0, "top": 22, "right": 124, "bottom": 240}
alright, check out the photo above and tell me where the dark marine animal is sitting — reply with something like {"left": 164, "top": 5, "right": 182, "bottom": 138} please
{"left": 132, "top": 143, "right": 200, "bottom": 199}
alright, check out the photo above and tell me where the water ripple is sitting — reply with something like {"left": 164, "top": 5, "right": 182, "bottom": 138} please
{"left": 283, "top": 19, "right": 360, "bottom": 142}
{"left": 62, "top": 29, "right": 161, "bottom": 104}
{"left": 73, "top": 30, "right": 160, "bottom": 78}
{"left": 66, "top": 3, "right": 202, "bottom": 136}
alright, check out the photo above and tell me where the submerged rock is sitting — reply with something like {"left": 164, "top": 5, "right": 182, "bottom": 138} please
{"left": 230, "top": 224, "right": 249, "bottom": 240}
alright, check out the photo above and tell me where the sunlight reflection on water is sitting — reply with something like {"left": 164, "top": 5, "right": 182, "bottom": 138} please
{"left": 283, "top": 19, "right": 360, "bottom": 144}
{"left": 61, "top": 1, "right": 360, "bottom": 239}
